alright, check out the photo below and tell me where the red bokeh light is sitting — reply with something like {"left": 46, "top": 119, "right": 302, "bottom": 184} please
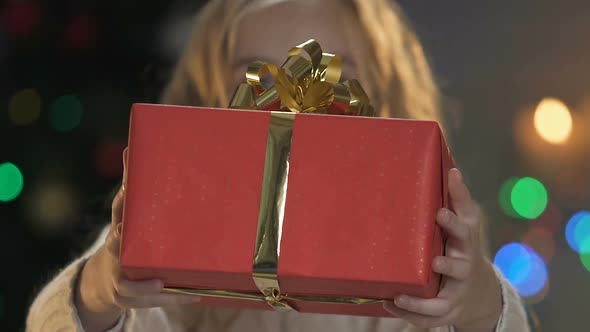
{"left": 522, "top": 227, "right": 555, "bottom": 263}
{"left": 64, "top": 15, "right": 97, "bottom": 50}
{"left": 2, "top": 0, "right": 42, "bottom": 38}
{"left": 94, "top": 140, "right": 126, "bottom": 179}
{"left": 531, "top": 201, "right": 563, "bottom": 233}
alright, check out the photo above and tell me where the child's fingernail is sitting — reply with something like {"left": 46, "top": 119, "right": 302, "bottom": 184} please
{"left": 437, "top": 209, "right": 450, "bottom": 226}
{"left": 153, "top": 279, "right": 164, "bottom": 290}
{"left": 454, "top": 168, "right": 463, "bottom": 181}
{"left": 395, "top": 295, "right": 407, "bottom": 306}
{"left": 435, "top": 257, "right": 447, "bottom": 271}
{"left": 115, "top": 223, "right": 123, "bottom": 237}
{"left": 442, "top": 209, "right": 450, "bottom": 223}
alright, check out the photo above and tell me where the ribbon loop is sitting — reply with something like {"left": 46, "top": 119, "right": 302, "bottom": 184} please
{"left": 229, "top": 39, "right": 375, "bottom": 116}
{"left": 318, "top": 53, "right": 342, "bottom": 83}
{"left": 287, "top": 39, "right": 323, "bottom": 79}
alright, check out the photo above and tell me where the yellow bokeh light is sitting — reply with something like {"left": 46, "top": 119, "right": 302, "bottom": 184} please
{"left": 25, "top": 181, "right": 77, "bottom": 233}
{"left": 533, "top": 97, "right": 572, "bottom": 144}
{"left": 9, "top": 89, "right": 42, "bottom": 125}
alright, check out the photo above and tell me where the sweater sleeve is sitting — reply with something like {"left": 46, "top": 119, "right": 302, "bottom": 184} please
{"left": 446, "top": 266, "right": 530, "bottom": 332}
{"left": 25, "top": 226, "right": 124, "bottom": 332}
{"left": 491, "top": 266, "right": 530, "bottom": 332}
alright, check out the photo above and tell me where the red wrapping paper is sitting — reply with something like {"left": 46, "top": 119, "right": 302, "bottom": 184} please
{"left": 120, "top": 103, "right": 454, "bottom": 317}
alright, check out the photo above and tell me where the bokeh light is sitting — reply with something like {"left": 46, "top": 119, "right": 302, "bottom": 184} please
{"left": 525, "top": 280, "right": 550, "bottom": 305}
{"left": 511, "top": 177, "right": 548, "bottom": 219}
{"left": 499, "top": 177, "right": 521, "bottom": 218}
{"left": 64, "top": 15, "right": 97, "bottom": 50}
{"left": 494, "top": 242, "right": 548, "bottom": 298}
{"left": 580, "top": 238, "right": 590, "bottom": 272}
{"left": 24, "top": 181, "right": 77, "bottom": 233}
{"left": 94, "top": 140, "right": 126, "bottom": 178}
{"left": 574, "top": 217, "right": 590, "bottom": 252}
{"left": 522, "top": 227, "right": 555, "bottom": 262}
{"left": 533, "top": 97, "right": 573, "bottom": 144}
{"left": 0, "top": 162, "right": 24, "bottom": 202}
{"left": 50, "top": 95, "right": 83, "bottom": 131}
{"left": 2, "top": 0, "right": 42, "bottom": 38}
{"left": 531, "top": 201, "right": 563, "bottom": 233}
{"left": 9, "top": 88, "right": 42, "bottom": 125}
{"left": 565, "top": 211, "right": 590, "bottom": 252}
{"left": 494, "top": 243, "right": 532, "bottom": 286}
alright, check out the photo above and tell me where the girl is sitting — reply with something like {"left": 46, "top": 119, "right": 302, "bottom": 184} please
{"left": 27, "top": 0, "right": 530, "bottom": 331}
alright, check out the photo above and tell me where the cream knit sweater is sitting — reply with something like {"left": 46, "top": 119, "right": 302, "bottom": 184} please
{"left": 26, "top": 226, "right": 530, "bottom": 332}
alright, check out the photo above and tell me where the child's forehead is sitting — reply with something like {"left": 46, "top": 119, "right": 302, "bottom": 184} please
{"left": 232, "top": 0, "right": 361, "bottom": 63}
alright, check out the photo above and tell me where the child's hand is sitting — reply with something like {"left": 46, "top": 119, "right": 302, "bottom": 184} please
{"left": 383, "top": 169, "right": 502, "bottom": 331}
{"left": 75, "top": 149, "right": 199, "bottom": 332}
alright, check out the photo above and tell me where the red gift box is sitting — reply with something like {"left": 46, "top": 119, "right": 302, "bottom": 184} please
{"left": 120, "top": 103, "right": 454, "bottom": 317}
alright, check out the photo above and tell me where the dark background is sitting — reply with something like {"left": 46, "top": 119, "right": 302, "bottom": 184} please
{"left": 2, "top": 0, "right": 590, "bottom": 330}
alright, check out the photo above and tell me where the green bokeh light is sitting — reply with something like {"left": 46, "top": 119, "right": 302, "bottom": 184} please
{"left": 510, "top": 177, "right": 548, "bottom": 219}
{"left": 499, "top": 177, "right": 521, "bottom": 218}
{"left": 0, "top": 162, "right": 24, "bottom": 202}
{"left": 50, "top": 95, "right": 83, "bottom": 131}
{"left": 580, "top": 237, "right": 590, "bottom": 272}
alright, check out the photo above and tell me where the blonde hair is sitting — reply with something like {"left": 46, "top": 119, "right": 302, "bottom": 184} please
{"left": 161, "top": 0, "right": 442, "bottom": 125}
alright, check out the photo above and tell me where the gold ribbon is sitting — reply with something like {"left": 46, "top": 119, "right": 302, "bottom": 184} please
{"left": 164, "top": 112, "right": 382, "bottom": 310}
{"left": 164, "top": 41, "right": 382, "bottom": 310}
{"left": 252, "top": 112, "right": 295, "bottom": 311}
{"left": 229, "top": 39, "right": 375, "bottom": 117}
{"left": 164, "top": 283, "right": 381, "bottom": 306}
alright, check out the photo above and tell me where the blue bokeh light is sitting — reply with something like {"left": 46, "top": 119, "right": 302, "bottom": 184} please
{"left": 565, "top": 211, "right": 590, "bottom": 252}
{"left": 494, "top": 242, "right": 548, "bottom": 297}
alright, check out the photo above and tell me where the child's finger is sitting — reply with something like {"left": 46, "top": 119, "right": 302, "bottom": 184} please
{"left": 111, "top": 148, "right": 128, "bottom": 229}
{"left": 392, "top": 295, "right": 452, "bottom": 317}
{"left": 122, "top": 147, "right": 128, "bottom": 187}
{"left": 436, "top": 208, "right": 471, "bottom": 244}
{"left": 432, "top": 256, "right": 471, "bottom": 280}
{"left": 111, "top": 188, "right": 125, "bottom": 227}
{"left": 114, "top": 277, "right": 163, "bottom": 297}
{"left": 383, "top": 301, "right": 448, "bottom": 328}
{"left": 114, "top": 293, "right": 200, "bottom": 309}
{"left": 448, "top": 169, "right": 475, "bottom": 219}
{"left": 105, "top": 223, "right": 122, "bottom": 258}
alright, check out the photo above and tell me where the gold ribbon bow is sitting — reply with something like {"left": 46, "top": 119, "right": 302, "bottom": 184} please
{"left": 229, "top": 39, "right": 375, "bottom": 116}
